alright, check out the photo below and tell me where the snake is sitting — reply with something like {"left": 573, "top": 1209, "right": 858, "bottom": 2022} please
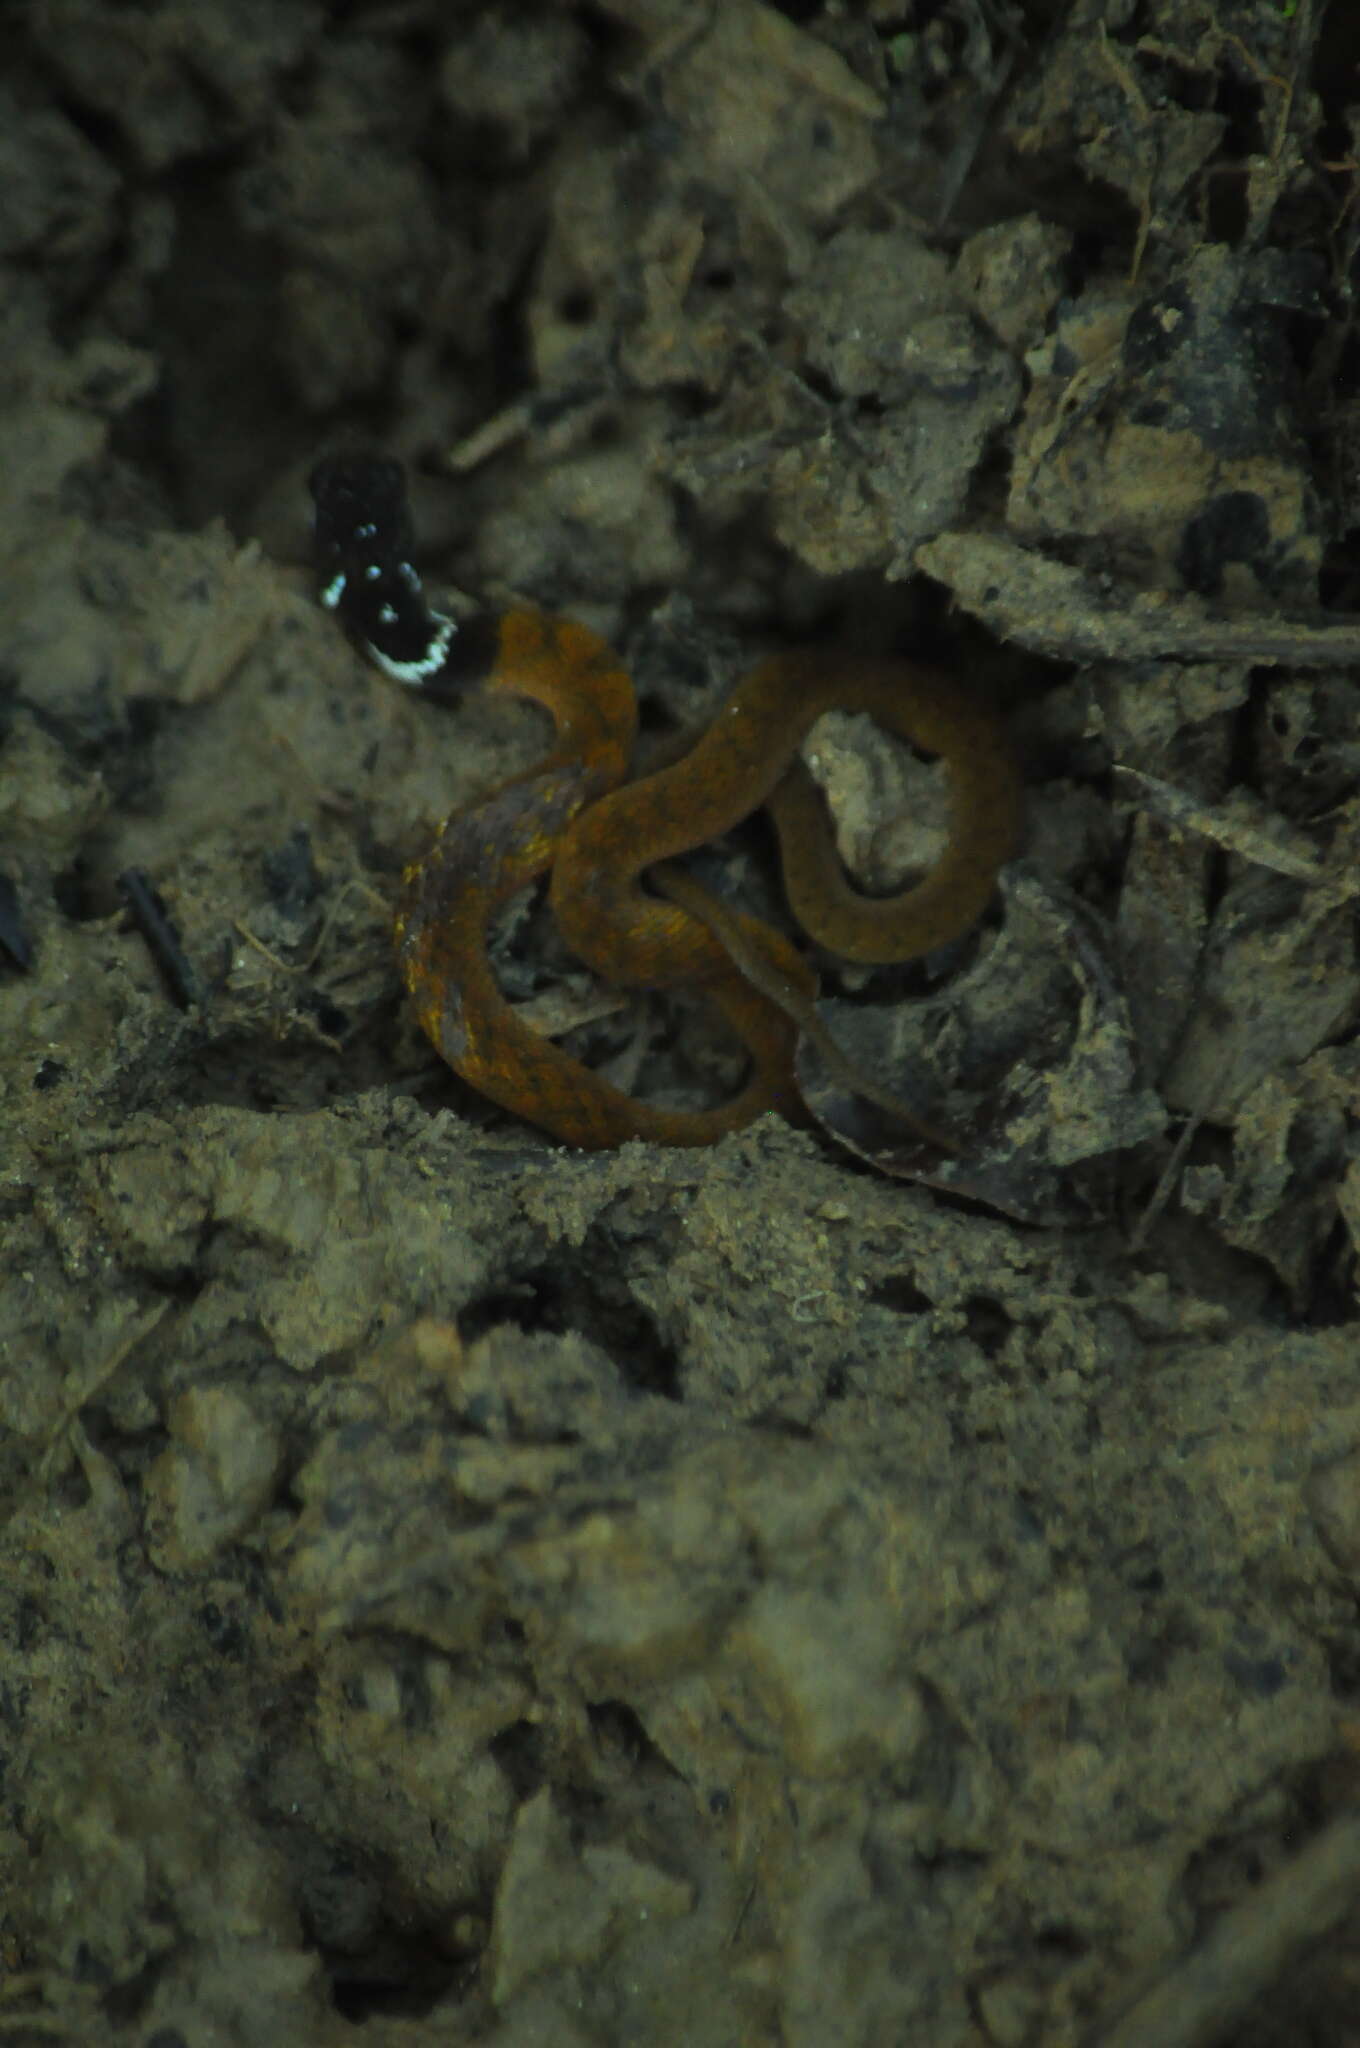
{"left": 310, "top": 455, "right": 1022, "bottom": 1149}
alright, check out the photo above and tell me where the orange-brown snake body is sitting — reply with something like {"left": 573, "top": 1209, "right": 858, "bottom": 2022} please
{"left": 394, "top": 613, "right": 1020, "bottom": 1148}
{"left": 309, "top": 454, "right": 1021, "bottom": 1151}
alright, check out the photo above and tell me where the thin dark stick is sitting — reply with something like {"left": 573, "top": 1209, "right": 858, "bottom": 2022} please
{"left": 117, "top": 869, "right": 200, "bottom": 1009}
{"left": 0, "top": 875, "right": 33, "bottom": 971}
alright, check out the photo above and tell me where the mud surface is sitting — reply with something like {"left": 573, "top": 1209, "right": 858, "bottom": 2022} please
{"left": 4, "top": 3, "right": 1360, "bottom": 2043}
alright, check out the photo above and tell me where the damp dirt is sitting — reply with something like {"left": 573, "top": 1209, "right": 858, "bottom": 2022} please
{"left": 3, "top": 4, "right": 1360, "bottom": 2044}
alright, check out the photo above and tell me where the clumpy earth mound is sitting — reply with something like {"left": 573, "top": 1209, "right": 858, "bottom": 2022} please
{"left": 4, "top": 4, "right": 1360, "bottom": 2043}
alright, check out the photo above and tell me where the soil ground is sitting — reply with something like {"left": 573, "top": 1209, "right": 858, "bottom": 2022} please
{"left": 4, "top": 3, "right": 1360, "bottom": 2044}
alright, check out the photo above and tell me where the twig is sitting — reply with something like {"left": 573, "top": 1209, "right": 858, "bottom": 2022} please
{"left": 1090, "top": 1807, "right": 1360, "bottom": 2048}
{"left": 916, "top": 531, "right": 1360, "bottom": 668}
